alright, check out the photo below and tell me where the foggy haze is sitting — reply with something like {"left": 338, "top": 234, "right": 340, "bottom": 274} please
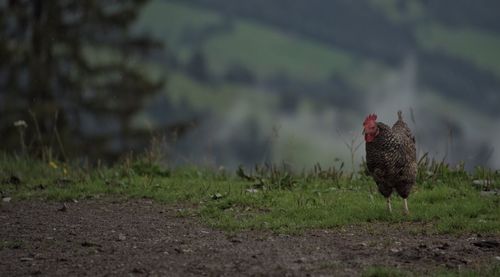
{"left": 163, "top": 54, "right": 499, "bottom": 171}
{"left": 133, "top": 0, "right": 500, "bottom": 171}
{"left": 3, "top": 0, "right": 498, "bottom": 171}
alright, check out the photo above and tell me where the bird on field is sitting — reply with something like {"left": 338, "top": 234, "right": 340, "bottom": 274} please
{"left": 363, "top": 111, "right": 417, "bottom": 215}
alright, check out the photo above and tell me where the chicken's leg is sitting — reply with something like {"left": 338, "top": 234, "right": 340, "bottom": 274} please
{"left": 386, "top": 197, "right": 392, "bottom": 213}
{"left": 403, "top": 198, "right": 409, "bottom": 215}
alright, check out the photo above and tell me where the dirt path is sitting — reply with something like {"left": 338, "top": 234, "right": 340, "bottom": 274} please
{"left": 1, "top": 200, "right": 499, "bottom": 276}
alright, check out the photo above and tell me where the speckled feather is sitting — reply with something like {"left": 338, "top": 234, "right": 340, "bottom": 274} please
{"left": 365, "top": 111, "right": 417, "bottom": 198}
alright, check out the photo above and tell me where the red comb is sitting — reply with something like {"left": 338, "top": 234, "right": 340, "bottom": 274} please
{"left": 363, "top": 114, "right": 377, "bottom": 124}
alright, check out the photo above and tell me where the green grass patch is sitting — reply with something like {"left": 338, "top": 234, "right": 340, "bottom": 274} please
{"left": 203, "top": 20, "right": 356, "bottom": 82}
{"left": 362, "top": 263, "right": 500, "bottom": 277}
{"left": 433, "top": 263, "right": 500, "bottom": 277}
{"left": 1, "top": 154, "right": 499, "bottom": 235}
{"left": 362, "top": 266, "right": 407, "bottom": 277}
{"left": 0, "top": 240, "right": 24, "bottom": 250}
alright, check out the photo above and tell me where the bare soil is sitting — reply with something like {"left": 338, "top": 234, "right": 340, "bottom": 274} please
{"left": 1, "top": 199, "right": 499, "bottom": 276}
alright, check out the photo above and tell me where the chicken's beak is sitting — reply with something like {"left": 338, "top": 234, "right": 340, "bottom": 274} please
{"left": 362, "top": 128, "right": 365, "bottom": 135}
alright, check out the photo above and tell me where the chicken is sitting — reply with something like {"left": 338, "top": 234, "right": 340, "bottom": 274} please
{"left": 363, "top": 111, "right": 417, "bottom": 214}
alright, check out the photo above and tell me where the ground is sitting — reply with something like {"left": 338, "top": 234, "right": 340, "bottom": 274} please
{"left": 1, "top": 199, "right": 499, "bottom": 276}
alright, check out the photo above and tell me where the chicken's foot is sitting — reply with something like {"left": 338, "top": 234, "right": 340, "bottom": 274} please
{"left": 403, "top": 198, "right": 409, "bottom": 215}
{"left": 386, "top": 197, "right": 392, "bottom": 213}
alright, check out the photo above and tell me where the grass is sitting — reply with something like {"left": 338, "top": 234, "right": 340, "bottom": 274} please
{"left": 362, "top": 266, "right": 406, "bottom": 277}
{"left": 361, "top": 263, "right": 500, "bottom": 277}
{"left": 434, "top": 264, "right": 500, "bottom": 277}
{"left": 1, "top": 154, "right": 499, "bottom": 236}
{"left": 203, "top": 20, "right": 356, "bottom": 82}
{"left": 0, "top": 240, "right": 24, "bottom": 250}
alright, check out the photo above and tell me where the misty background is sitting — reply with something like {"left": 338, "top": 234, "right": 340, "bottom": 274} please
{"left": 1, "top": 0, "right": 499, "bottom": 171}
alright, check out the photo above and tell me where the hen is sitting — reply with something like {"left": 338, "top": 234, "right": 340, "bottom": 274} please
{"left": 363, "top": 111, "right": 416, "bottom": 214}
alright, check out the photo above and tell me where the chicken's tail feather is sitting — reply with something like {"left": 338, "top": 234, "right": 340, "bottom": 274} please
{"left": 397, "top": 110, "right": 403, "bottom": 121}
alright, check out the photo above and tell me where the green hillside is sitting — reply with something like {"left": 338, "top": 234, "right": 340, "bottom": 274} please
{"left": 203, "top": 21, "right": 357, "bottom": 82}
{"left": 168, "top": 0, "right": 500, "bottom": 115}
{"left": 137, "top": 1, "right": 394, "bottom": 105}
{"left": 139, "top": 1, "right": 364, "bottom": 83}
{"left": 133, "top": 0, "right": 500, "bottom": 168}
{"left": 417, "top": 24, "right": 500, "bottom": 77}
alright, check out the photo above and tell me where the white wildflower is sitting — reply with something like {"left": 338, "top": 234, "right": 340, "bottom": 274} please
{"left": 13, "top": 120, "right": 28, "bottom": 128}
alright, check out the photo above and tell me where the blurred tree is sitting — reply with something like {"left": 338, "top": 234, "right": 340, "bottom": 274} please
{"left": 185, "top": 50, "right": 209, "bottom": 82}
{"left": 0, "top": 0, "right": 164, "bottom": 161}
{"left": 224, "top": 63, "right": 255, "bottom": 84}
